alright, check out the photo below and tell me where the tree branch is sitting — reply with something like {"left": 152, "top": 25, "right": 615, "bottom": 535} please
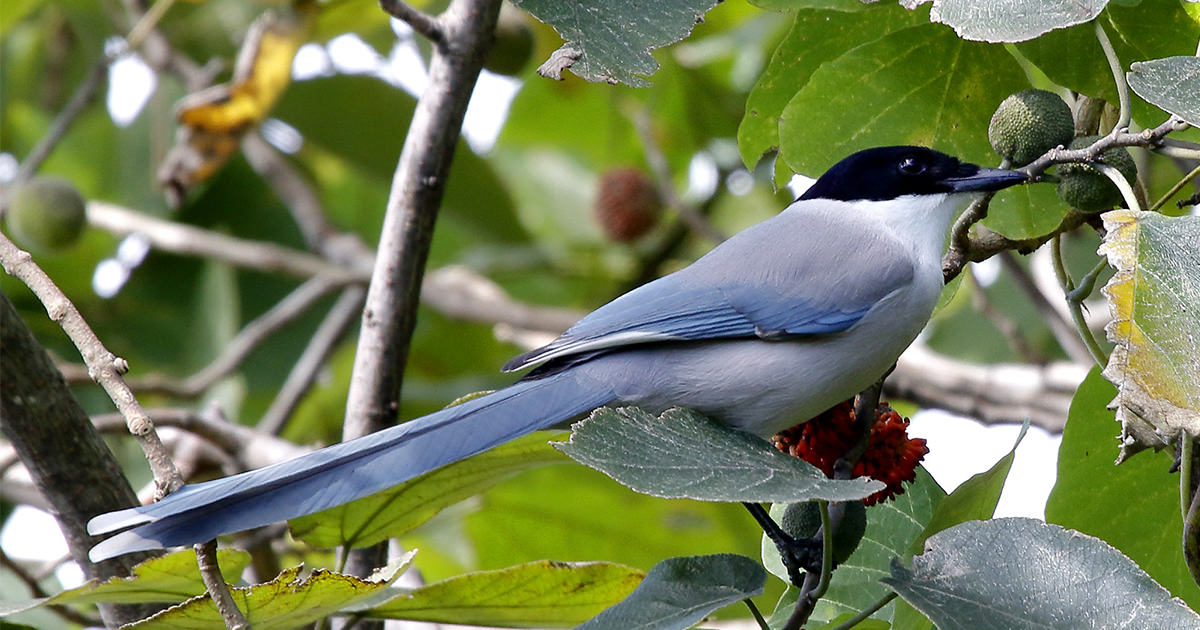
{"left": 341, "top": 0, "right": 502, "bottom": 581}
{"left": 86, "top": 201, "right": 367, "bottom": 284}
{"left": 887, "top": 342, "right": 1086, "bottom": 433}
{"left": 116, "top": 277, "right": 341, "bottom": 398}
{"left": 379, "top": 0, "right": 443, "bottom": 42}
{"left": 942, "top": 115, "right": 1187, "bottom": 282}
{"left": 0, "top": 288, "right": 161, "bottom": 626}
{"left": 259, "top": 286, "right": 367, "bottom": 435}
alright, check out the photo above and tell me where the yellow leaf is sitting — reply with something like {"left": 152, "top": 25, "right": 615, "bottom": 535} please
{"left": 1099, "top": 209, "right": 1200, "bottom": 461}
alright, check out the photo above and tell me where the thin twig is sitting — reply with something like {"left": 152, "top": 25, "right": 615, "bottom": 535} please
{"left": 996, "top": 251, "right": 1093, "bottom": 365}
{"left": 196, "top": 540, "right": 248, "bottom": 630}
{"left": 828, "top": 592, "right": 899, "bottom": 630}
{"left": 122, "top": 277, "right": 341, "bottom": 398}
{"left": 86, "top": 201, "right": 367, "bottom": 284}
{"left": 1150, "top": 163, "right": 1200, "bottom": 211}
{"left": 943, "top": 115, "right": 1187, "bottom": 281}
{"left": 629, "top": 107, "right": 726, "bottom": 243}
{"left": 91, "top": 409, "right": 308, "bottom": 468}
{"left": 0, "top": 233, "right": 251, "bottom": 626}
{"left": 0, "top": 233, "right": 183, "bottom": 491}
{"left": 1050, "top": 235, "right": 1108, "bottom": 367}
{"left": 259, "top": 286, "right": 366, "bottom": 435}
{"left": 966, "top": 265, "right": 1048, "bottom": 364}
{"left": 379, "top": 0, "right": 443, "bottom": 42}
{"left": 7, "top": 62, "right": 107, "bottom": 200}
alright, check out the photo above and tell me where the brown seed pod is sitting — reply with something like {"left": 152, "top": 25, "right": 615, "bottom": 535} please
{"left": 593, "top": 168, "right": 662, "bottom": 242}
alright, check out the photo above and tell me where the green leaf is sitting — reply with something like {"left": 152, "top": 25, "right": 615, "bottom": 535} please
{"left": 511, "top": 0, "right": 720, "bottom": 86}
{"left": 764, "top": 468, "right": 944, "bottom": 625}
{"left": 1016, "top": 2, "right": 1200, "bottom": 128}
{"left": 362, "top": 561, "right": 644, "bottom": 627}
{"left": 576, "top": 554, "right": 765, "bottom": 630}
{"left": 450, "top": 464, "right": 765, "bottom": 581}
{"left": 980, "top": 178, "right": 1069, "bottom": 240}
{"left": 778, "top": 23, "right": 1027, "bottom": 176}
{"left": 290, "top": 431, "right": 568, "bottom": 549}
{"left": 930, "top": 0, "right": 1108, "bottom": 43}
{"left": 885, "top": 518, "right": 1200, "bottom": 629}
{"left": 125, "top": 555, "right": 412, "bottom": 630}
{"left": 557, "top": 407, "right": 884, "bottom": 503}
{"left": 0, "top": 550, "right": 251, "bottom": 616}
{"left": 1127, "top": 56, "right": 1200, "bottom": 128}
{"left": 1099, "top": 210, "right": 1200, "bottom": 456}
{"left": 908, "top": 422, "right": 1025, "bottom": 553}
{"left": 1047, "top": 368, "right": 1200, "bottom": 609}
{"left": 737, "top": 4, "right": 926, "bottom": 179}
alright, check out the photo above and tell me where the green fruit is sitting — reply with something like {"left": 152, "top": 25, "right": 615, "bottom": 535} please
{"left": 6, "top": 176, "right": 87, "bottom": 252}
{"left": 484, "top": 4, "right": 534, "bottom": 76}
{"left": 988, "top": 89, "right": 1075, "bottom": 166}
{"left": 779, "top": 501, "right": 867, "bottom": 565}
{"left": 1056, "top": 135, "right": 1138, "bottom": 212}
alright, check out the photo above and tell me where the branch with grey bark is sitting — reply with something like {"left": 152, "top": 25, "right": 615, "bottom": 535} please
{"left": 0, "top": 233, "right": 247, "bottom": 629}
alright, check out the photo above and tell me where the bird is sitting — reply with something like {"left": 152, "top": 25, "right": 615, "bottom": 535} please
{"left": 87, "top": 146, "right": 1029, "bottom": 562}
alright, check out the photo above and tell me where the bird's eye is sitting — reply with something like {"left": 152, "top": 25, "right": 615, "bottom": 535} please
{"left": 898, "top": 157, "right": 926, "bottom": 175}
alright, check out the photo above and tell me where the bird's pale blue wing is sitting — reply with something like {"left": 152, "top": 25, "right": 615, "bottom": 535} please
{"left": 504, "top": 206, "right": 916, "bottom": 372}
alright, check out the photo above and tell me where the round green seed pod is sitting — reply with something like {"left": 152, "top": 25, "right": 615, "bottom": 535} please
{"left": 484, "top": 3, "right": 534, "bottom": 76}
{"left": 988, "top": 89, "right": 1075, "bottom": 166}
{"left": 1056, "top": 135, "right": 1138, "bottom": 212}
{"left": 779, "top": 501, "right": 867, "bottom": 565}
{"left": 6, "top": 176, "right": 87, "bottom": 253}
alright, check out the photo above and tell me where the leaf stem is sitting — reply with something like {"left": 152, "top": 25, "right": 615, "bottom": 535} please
{"left": 1093, "top": 21, "right": 1130, "bottom": 132}
{"left": 1182, "top": 436, "right": 1194, "bottom": 523}
{"left": 813, "top": 501, "right": 834, "bottom": 599}
{"left": 1051, "top": 235, "right": 1109, "bottom": 368}
{"left": 1150, "top": 163, "right": 1200, "bottom": 212}
{"left": 828, "top": 592, "right": 899, "bottom": 630}
{"left": 744, "top": 598, "right": 770, "bottom": 630}
{"left": 1094, "top": 162, "right": 1141, "bottom": 212}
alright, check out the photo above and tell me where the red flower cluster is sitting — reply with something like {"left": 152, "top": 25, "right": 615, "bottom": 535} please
{"left": 773, "top": 400, "right": 928, "bottom": 506}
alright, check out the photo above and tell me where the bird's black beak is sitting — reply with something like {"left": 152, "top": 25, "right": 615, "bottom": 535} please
{"left": 942, "top": 167, "right": 1029, "bottom": 193}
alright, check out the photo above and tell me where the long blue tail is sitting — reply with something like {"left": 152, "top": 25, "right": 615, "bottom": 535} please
{"left": 88, "top": 370, "right": 614, "bottom": 561}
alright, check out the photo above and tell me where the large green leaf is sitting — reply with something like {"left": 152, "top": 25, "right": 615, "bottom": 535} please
{"left": 289, "top": 431, "right": 568, "bottom": 549}
{"left": 1048, "top": 369, "right": 1200, "bottom": 609}
{"left": 126, "top": 556, "right": 411, "bottom": 630}
{"left": 445, "top": 463, "right": 765, "bottom": 579}
{"left": 576, "top": 554, "right": 765, "bottom": 630}
{"left": 0, "top": 550, "right": 250, "bottom": 615}
{"left": 362, "top": 560, "right": 644, "bottom": 627}
{"left": 511, "top": 0, "right": 720, "bottom": 86}
{"left": 1016, "top": 1, "right": 1200, "bottom": 128}
{"left": 557, "top": 407, "right": 883, "bottom": 503}
{"left": 886, "top": 518, "right": 1200, "bottom": 629}
{"left": 930, "top": 0, "right": 1108, "bottom": 42}
{"left": 737, "top": 4, "right": 926, "bottom": 179}
{"left": 1099, "top": 210, "right": 1200, "bottom": 455}
{"left": 778, "top": 23, "right": 1027, "bottom": 176}
{"left": 1127, "top": 56, "right": 1200, "bottom": 128}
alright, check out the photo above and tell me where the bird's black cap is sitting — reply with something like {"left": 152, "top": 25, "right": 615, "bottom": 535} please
{"left": 800, "top": 146, "right": 1028, "bottom": 202}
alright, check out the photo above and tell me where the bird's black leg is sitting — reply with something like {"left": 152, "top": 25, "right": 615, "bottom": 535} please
{"left": 742, "top": 502, "right": 822, "bottom": 587}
